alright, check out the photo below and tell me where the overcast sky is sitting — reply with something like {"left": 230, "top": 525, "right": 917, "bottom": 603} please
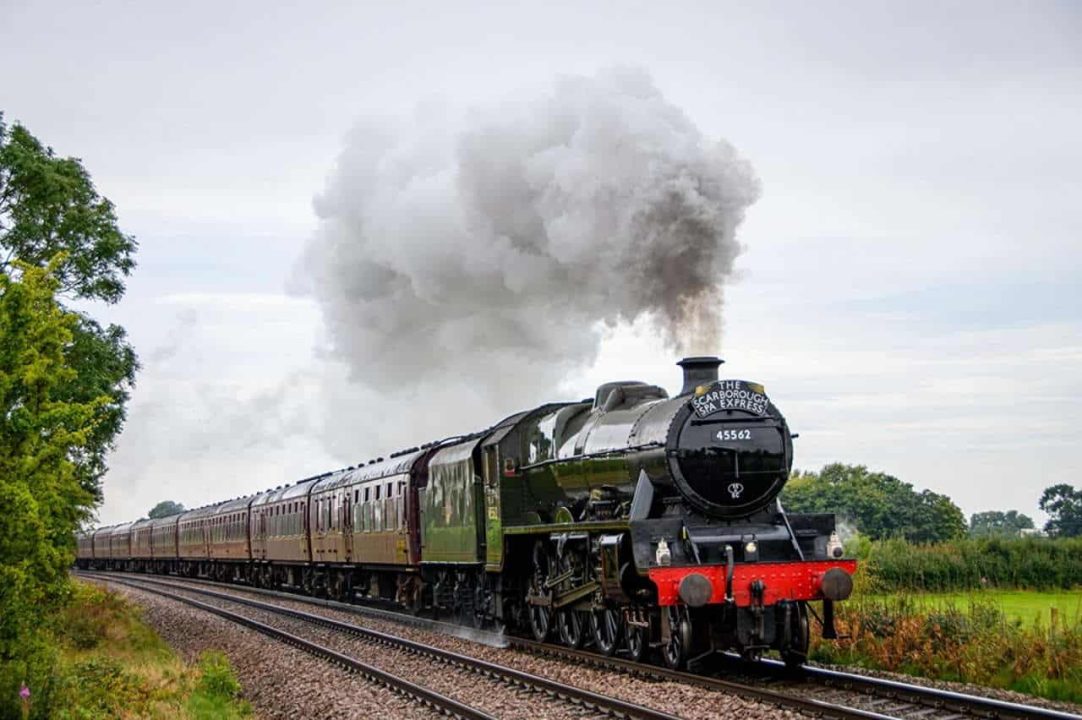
{"left": 3, "top": 1, "right": 1079, "bottom": 526}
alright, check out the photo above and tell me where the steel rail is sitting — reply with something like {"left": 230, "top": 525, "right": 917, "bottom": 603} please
{"left": 83, "top": 572, "right": 680, "bottom": 720}
{"left": 796, "top": 662, "right": 1082, "bottom": 720}
{"left": 90, "top": 574, "right": 493, "bottom": 720}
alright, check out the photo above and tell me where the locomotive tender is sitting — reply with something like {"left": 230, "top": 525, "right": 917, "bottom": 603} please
{"left": 78, "top": 357, "right": 856, "bottom": 669}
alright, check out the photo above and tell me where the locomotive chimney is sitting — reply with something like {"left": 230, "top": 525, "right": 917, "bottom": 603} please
{"left": 677, "top": 356, "right": 724, "bottom": 395}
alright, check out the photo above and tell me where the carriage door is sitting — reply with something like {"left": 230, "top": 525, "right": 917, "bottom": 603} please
{"left": 342, "top": 491, "right": 352, "bottom": 563}
{"left": 483, "top": 445, "right": 503, "bottom": 569}
{"left": 259, "top": 510, "right": 267, "bottom": 560}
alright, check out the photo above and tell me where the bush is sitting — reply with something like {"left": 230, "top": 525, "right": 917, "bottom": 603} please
{"left": 195, "top": 652, "right": 241, "bottom": 700}
{"left": 55, "top": 657, "right": 148, "bottom": 719}
{"left": 862, "top": 536, "right": 1082, "bottom": 592}
{"left": 188, "top": 652, "right": 249, "bottom": 720}
{"left": 57, "top": 584, "right": 129, "bottom": 651}
{"left": 0, "top": 636, "right": 59, "bottom": 720}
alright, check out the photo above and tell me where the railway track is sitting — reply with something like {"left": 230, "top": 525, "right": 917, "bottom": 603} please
{"left": 85, "top": 573, "right": 492, "bottom": 719}
{"left": 512, "top": 638, "right": 1080, "bottom": 720}
{"left": 77, "top": 571, "right": 1081, "bottom": 720}
{"left": 81, "top": 572, "right": 679, "bottom": 720}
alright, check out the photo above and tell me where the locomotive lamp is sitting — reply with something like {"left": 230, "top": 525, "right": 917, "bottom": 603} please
{"left": 827, "top": 531, "right": 844, "bottom": 559}
{"left": 744, "top": 540, "right": 759, "bottom": 561}
{"left": 655, "top": 538, "right": 672, "bottom": 566}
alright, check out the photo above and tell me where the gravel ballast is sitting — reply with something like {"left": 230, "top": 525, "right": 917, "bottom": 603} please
{"left": 130, "top": 580, "right": 608, "bottom": 720}
{"left": 105, "top": 576, "right": 813, "bottom": 720}
{"left": 92, "top": 580, "right": 447, "bottom": 720}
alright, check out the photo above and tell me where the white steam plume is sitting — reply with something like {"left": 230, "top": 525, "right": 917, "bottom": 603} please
{"left": 301, "top": 69, "right": 758, "bottom": 417}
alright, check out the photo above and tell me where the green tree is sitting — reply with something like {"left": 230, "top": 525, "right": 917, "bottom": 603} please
{"left": 148, "top": 501, "right": 186, "bottom": 519}
{"left": 0, "top": 261, "right": 102, "bottom": 714}
{"left": 56, "top": 314, "right": 137, "bottom": 501}
{"left": 0, "top": 115, "right": 136, "bottom": 302}
{"left": 1, "top": 114, "right": 139, "bottom": 502}
{"left": 969, "top": 510, "right": 1035, "bottom": 538}
{"left": 1039, "top": 484, "right": 1082, "bottom": 538}
{"left": 781, "top": 463, "right": 966, "bottom": 543}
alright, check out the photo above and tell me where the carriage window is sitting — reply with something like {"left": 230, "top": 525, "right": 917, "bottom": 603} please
{"left": 364, "top": 487, "right": 370, "bottom": 502}
{"left": 387, "top": 482, "right": 393, "bottom": 497}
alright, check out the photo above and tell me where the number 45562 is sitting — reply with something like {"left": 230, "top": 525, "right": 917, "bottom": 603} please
{"left": 716, "top": 429, "right": 751, "bottom": 441}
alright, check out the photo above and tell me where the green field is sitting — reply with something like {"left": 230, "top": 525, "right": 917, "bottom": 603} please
{"left": 864, "top": 590, "right": 1082, "bottom": 627}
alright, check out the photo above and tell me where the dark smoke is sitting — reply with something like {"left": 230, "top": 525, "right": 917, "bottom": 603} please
{"left": 300, "top": 69, "right": 758, "bottom": 414}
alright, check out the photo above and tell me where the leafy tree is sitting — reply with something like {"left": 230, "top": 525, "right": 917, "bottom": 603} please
{"left": 0, "top": 114, "right": 136, "bottom": 303}
{"left": 148, "top": 501, "right": 186, "bottom": 519}
{"left": 781, "top": 463, "right": 966, "bottom": 543}
{"left": 0, "top": 261, "right": 101, "bottom": 712}
{"left": 56, "top": 314, "right": 137, "bottom": 501}
{"left": 1, "top": 114, "right": 139, "bottom": 502}
{"left": 0, "top": 116, "right": 138, "bottom": 714}
{"left": 969, "top": 510, "right": 1035, "bottom": 538}
{"left": 1039, "top": 484, "right": 1082, "bottom": 538}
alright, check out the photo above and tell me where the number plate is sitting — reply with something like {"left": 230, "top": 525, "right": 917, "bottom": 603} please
{"left": 714, "top": 428, "right": 753, "bottom": 442}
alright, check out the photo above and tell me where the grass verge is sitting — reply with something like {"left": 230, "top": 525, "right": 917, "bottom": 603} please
{"left": 21, "top": 580, "right": 251, "bottom": 719}
{"left": 811, "top": 593, "right": 1082, "bottom": 704}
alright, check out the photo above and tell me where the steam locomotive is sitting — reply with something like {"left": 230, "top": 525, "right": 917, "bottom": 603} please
{"left": 77, "top": 356, "right": 856, "bottom": 669}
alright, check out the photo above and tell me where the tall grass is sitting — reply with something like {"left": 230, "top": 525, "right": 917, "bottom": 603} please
{"left": 849, "top": 536, "right": 1082, "bottom": 592}
{"left": 813, "top": 595, "right": 1082, "bottom": 703}
{"left": 12, "top": 582, "right": 251, "bottom": 719}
